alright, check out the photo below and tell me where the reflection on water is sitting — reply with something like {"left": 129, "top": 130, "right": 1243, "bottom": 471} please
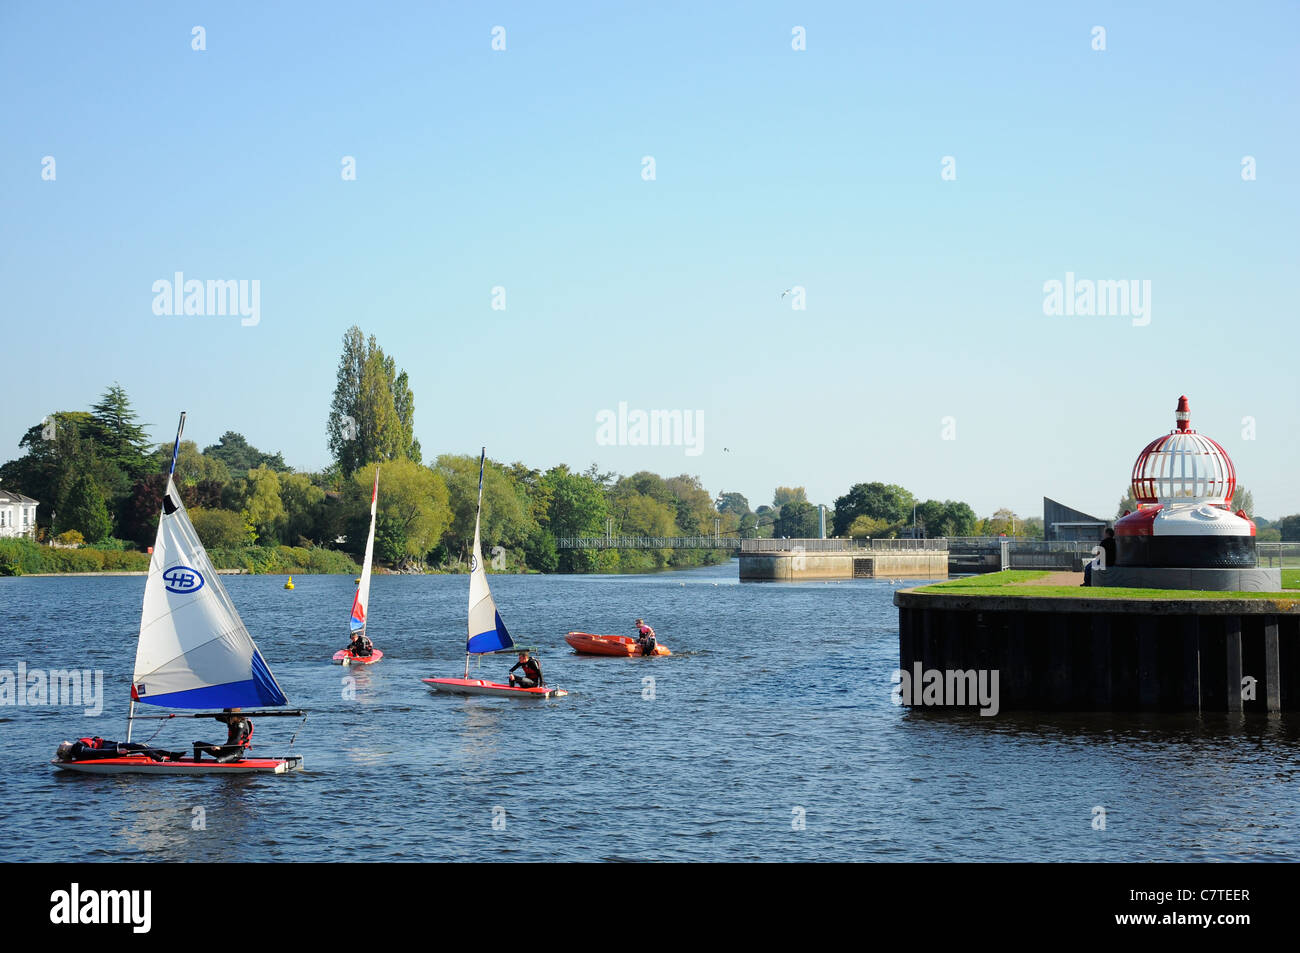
{"left": 3, "top": 565, "right": 1299, "bottom": 862}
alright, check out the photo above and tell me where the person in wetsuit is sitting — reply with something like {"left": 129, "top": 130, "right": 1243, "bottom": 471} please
{"left": 635, "top": 618, "right": 657, "bottom": 656}
{"left": 346, "top": 631, "right": 374, "bottom": 658}
{"left": 56, "top": 738, "right": 180, "bottom": 763}
{"left": 193, "top": 708, "right": 253, "bottom": 763}
{"left": 508, "top": 650, "right": 543, "bottom": 689}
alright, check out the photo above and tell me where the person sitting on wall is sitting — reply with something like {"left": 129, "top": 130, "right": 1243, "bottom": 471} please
{"left": 1083, "top": 528, "right": 1116, "bottom": 586}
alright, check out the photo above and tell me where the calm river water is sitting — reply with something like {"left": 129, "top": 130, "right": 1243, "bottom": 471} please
{"left": 2, "top": 563, "right": 1297, "bottom": 862}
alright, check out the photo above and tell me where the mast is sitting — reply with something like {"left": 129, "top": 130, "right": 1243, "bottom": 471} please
{"left": 129, "top": 411, "right": 185, "bottom": 742}
{"left": 464, "top": 447, "right": 486, "bottom": 678}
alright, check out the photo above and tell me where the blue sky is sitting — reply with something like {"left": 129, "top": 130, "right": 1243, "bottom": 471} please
{"left": 2, "top": 2, "right": 1297, "bottom": 521}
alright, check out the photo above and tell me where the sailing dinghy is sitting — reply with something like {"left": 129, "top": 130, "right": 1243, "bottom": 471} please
{"left": 423, "top": 449, "right": 567, "bottom": 699}
{"left": 333, "top": 466, "right": 384, "bottom": 665}
{"left": 51, "top": 413, "right": 305, "bottom": 775}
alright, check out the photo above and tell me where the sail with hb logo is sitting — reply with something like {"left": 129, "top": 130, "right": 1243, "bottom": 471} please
{"left": 467, "top": 448, "right": 513, "bottom": 655}
{"left": 131, "top": 430, "right": 287, "bottom": 709}
{"left": 350, "top": 467, "right": 379, "bottom": 634}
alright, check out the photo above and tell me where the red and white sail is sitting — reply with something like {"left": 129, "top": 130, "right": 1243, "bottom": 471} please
{"left": 350, "top": 467, "right": 379, "bottom": 634}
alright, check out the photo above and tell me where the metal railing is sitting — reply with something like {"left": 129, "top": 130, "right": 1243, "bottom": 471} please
{"left": 1257, "top": 541, "right": 1300, "bottom": 568}
{"left": 739, "top": 537, "right": 949, "bottom": 553}
{"left": 556, "top": 536, "right": 741, "bottom": 550}
{"left": 1001, "top": 540, "right": 1100, "bottom": 570}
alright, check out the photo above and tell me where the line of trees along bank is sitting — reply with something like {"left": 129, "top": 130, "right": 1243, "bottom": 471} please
{"left": 29, "top": 327, "right": 1286, "bottom": 576}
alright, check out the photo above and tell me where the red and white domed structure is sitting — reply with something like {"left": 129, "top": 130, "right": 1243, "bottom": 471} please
{"left": 1112, "top": 396, "right": 1257, "bottom": 572}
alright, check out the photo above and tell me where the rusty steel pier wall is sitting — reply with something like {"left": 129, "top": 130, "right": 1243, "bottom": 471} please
{"left": 894, "top": 590, "right": 1300, "bottom": 711}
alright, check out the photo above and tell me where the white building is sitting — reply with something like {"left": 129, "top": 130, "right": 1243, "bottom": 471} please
{"left": 0, "top": 488, "right": 39, "bottom": 539}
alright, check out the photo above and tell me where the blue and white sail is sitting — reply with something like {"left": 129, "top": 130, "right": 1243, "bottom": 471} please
{"left": 132, "top": 474, "right": 288, "bottom": 709}
{"left": 466, "top": 449, "right": 513, "bottom": 655}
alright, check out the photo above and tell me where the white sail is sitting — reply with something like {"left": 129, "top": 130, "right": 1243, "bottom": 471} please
{"left": 466, "top": 449, "right": 512, "bottom": 654}
{"left": 350, "top": 467, "right": 379, "bottom": 633}
{"left": 131, "top": 476, "right": 287, "bottom": 709}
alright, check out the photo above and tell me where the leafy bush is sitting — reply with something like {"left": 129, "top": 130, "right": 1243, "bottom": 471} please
{"left": 42, "top": 547, "right": 106, "bottom": 572}
{"left": 102, "top": 550, "right": 150, "bottom": 571}
{"left": 0, "top": 539, "right": 43, "bottom": 575}
{"left": 208, "top": 545, "right": 358, "bottom": 575}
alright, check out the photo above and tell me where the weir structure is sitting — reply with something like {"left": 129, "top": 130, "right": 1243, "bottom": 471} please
{"left": 738, "top": 538, "right": 949, "bottom": 581}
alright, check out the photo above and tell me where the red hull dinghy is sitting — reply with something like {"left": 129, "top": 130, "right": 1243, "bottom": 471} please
{"left": 50, "top": 413, "right": 306, "bottom": 776}
{"left": 423, "top": 449, "right": 567, "bottom": 701}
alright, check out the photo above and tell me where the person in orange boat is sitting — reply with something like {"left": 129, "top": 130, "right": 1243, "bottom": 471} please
{"left": 634, "top": 619, "right": 657, "bottom": 656}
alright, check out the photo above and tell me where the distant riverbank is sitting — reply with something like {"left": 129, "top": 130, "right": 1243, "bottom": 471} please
{"left": 0, "top": 538, "right": 359, "bottom": 577}
{"left": 4, "top": 537, "right": 733, "bottom": 578}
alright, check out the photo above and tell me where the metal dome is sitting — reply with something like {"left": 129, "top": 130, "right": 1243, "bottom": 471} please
{"left": 1130, "top": 396, "right": 1236, "bottom": 506}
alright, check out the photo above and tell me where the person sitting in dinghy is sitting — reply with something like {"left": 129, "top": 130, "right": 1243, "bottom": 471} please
{"left": 56, "top": 737, "right": 179, "bottom": 763}
{"left": 192, "top": 709, "right": 253, "bottom": 763}
{"left": 346, "top": 631, "right": 374, "bottom": 658}
{"left": 507, "top": 650, "right": 544, "bottom": 689}
{"left": 635, "top": 619, "right": 657, "bottom": 656}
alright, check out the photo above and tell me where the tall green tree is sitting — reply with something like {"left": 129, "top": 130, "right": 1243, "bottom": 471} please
{"left": 87, "top": 384, "right": 152, "bottom": 479}
{"left": 328, "top": 326, "right": 420, "bottom": 475}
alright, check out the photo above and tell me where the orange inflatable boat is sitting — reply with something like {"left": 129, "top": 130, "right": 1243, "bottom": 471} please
{"left": 564, "top": 632, "right": 671, "bottom": 657}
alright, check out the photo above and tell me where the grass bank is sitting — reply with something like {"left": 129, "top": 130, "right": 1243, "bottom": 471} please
{"left": 920, "top": 569, "right": 1299, "bottom": 601}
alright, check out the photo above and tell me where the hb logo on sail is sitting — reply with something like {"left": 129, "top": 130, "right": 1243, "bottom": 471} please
{"left": 163, "top": 566, "right": 205, "bottom": 594}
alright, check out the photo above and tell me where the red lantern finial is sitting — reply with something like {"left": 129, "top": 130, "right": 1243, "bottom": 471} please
{"left": 1174, "top": 395, "right": 1191, "bottom": 432}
